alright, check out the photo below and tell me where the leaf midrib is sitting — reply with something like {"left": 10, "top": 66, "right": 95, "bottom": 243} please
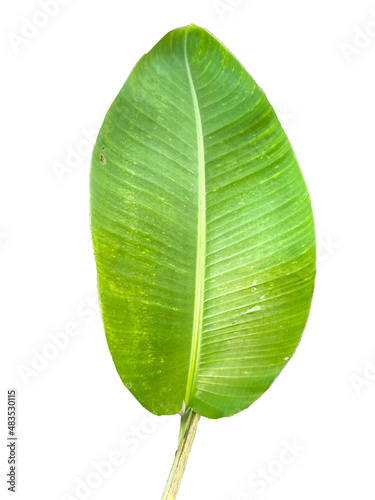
{"left": 183, "top": 32, "right": 206, "bottom": 408}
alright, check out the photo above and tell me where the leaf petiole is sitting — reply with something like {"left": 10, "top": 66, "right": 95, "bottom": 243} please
{"left": 161, "top": 407, "right": 200, "bottom": 500}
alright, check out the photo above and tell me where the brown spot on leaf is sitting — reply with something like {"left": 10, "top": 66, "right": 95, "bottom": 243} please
{"left": 100, "top": 155, "right": 105, "bottom": 164}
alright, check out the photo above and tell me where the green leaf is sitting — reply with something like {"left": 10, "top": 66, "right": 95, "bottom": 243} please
{"left": 90, "top": 24, "right": 315, "bottom": 420}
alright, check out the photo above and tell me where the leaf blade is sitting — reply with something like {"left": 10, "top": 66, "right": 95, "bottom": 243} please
{"left": 90, "top": 25, "right": 316, "bottom": 419}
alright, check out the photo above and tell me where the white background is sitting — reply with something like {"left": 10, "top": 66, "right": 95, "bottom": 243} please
{"left": 1, "top": 0, "right": 375, "bottom": 499}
